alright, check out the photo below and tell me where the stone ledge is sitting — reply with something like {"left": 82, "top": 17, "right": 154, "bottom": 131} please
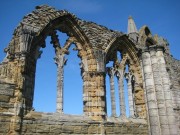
{"left": 20, "top": 120, "right": 148, "bottom": 134}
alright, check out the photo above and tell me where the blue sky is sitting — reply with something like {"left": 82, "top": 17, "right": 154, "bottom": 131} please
{"left": 0, "top": 0, "right": 180, "bottom": 116}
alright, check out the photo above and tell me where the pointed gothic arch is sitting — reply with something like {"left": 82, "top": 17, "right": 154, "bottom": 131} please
{"left": 2, "top": 5, "right": 103, "bottom": 119}
{"left": 105, "top": 35, "right": 145, "bottom": 118}
{"left": 0, "top": 5, "right": 179, "bottom": 135}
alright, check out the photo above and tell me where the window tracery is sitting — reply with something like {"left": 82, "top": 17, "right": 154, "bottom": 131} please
{"left": 106, "top": 51, "right": 136, "bottom": 118}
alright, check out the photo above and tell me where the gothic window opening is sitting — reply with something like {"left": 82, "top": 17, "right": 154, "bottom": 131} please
{"left": 64, "top": 43, "right": 83, "bottom": 115}
{"left": 124, "top": 64, "right": 130, "bottom": 117}
{"left": 124, "top": 77, "right": 129, "bottom": 117}
{"left": 124, "top": 63, "right": 136, "bottom": 118}
{"left": 106, "top": 61, "right": 120, "bottom": 116}
{"left": 49, "top": 30, "right": 84, "bottom": 115}
{"left": 106, "top": 50, "right": 136, "bottom": 118}
{"left": 56, "top": 31, "right": 69, "bottom": 46}
{"left": 33, "top": 30, "right": 84, "bottom": 115}
{"left": 33, "top": 36, "right": 57, "bottom": 112}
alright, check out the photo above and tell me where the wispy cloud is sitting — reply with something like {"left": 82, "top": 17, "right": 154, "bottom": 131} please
{"left": 61, "top": 0, "right": 103, "bottom": 14}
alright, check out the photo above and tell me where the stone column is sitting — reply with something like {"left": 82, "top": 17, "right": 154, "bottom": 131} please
{"left": 107, "top": 67, "right": 116, "bottom": 117}
{"left": 156, "top": 47, "right": 178, "bottom": 135}
{"left": 50, "top": 30, "right": 67, "bottom": 114}
{"left": 125, "top": 73, "right": 134, "bottom": 117}
{"left": 140, "top": 58, "right": 151, "bottom": 134}
{"left": 141, "top": 50, "right": 161, "bottom": 135}
{"left": 117, "top": 69, "right": 126, "bottom": 117}
{"left": 83, "top": 72, "right": 106, "bottom": 121}
{"left": 55, "top": 54, "right": 66, "bottom": 113}
{"left": 149, "top": 47, "right": 170, "bottom": 135}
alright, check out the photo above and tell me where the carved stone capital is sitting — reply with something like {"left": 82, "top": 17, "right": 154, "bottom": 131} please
{"left": 106, "top": 67, "right": 115, "bottom": 77}
{"left": 125, "top": 72, "right": 132, "bottom": 82}
{"left": 54, "top": 54, "right": 67, "bottom": 67}
{"left": 116, "top": 69, "right": 124, "bottom": 79}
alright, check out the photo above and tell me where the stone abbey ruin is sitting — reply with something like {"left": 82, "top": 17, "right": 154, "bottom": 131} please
{"left": 0, "top": 5, "right": 180, "bottom": 135}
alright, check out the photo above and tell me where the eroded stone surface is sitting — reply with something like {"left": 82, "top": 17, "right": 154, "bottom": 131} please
{"left": 0, "top": 5, "right": 179, "bottom": 135}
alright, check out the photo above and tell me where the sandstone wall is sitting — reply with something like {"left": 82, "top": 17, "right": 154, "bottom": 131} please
{"left": 0, "top": 5, "right": 179, "bottom": 135}
{"left": 3, "top": 112, "right": 148, "bottom": 135}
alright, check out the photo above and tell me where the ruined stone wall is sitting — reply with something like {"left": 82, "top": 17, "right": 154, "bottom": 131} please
{"left": 0, "top": 110, "right": 148, "bottom": 134}
{"left": 0, "top": 81, "right": 15, "bottom": 134}
{"left": 0, "top": 5, "right": 179, "bottom": 135}
{"left": 19, "top": 113, "right": 148, "bottom": 135}
{"left": 21, "top": 121, "right": 147, "bottom": 134}
{"left": 163, "top": 41, "right": 180, "bottom": 134}
{"left": 0, "top": 79, "right": 148, "bottom": 135}
{"left": 168, "top": 57, "right": 180, "bottom": 135}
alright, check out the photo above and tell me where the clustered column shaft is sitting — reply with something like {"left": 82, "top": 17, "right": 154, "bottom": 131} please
{"left": 107, "top": 66, "right": 136, "bottom": 117}
{"left": 156, "top": 48, "right": 178, "bottom": 135}
{"left": 149, "top": 48, "right": 170, "bottom": 135}
{"left": 55, "top": 54, "right": 66, "bottom": 113}
{"left": 141, "top": 50, "right": 161, "bottom": 135}
{"left": 126, "top": 73, "right": 134, "bottom": 117}
{"left": 141, "top": 46, "right": 178, "bottom": 135}
{"left": 50, "top": 31, "right": 66, "bottom": 114}
{"left": 107, "top": 68, "right": 116, "bottom": 117}
{"left": 117, "top": 69, "right": 126, "bottom": 116}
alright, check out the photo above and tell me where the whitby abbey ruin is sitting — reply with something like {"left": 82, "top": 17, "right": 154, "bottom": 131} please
{"left": 0, "top": 5, "right": 180, "bottom": 135}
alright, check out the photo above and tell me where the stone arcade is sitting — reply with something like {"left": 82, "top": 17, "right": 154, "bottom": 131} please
{"left": 0, "top": 5, "right": 179, "bottom": 135}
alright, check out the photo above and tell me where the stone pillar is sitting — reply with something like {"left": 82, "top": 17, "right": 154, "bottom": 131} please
{"left": 117, "top": 69, "right": 126, "bottom": 117}
{"left": 156, "top": 47, "right": 178, "bottom": 135}
{"left": 83, "top": 72, "right": 106, "bottom": 121}
{"left": 125, "top": 73, "right": 134, "bottom": 117}
{"left": 50, "top": 30, "right": 67, "bottom": 114}
{"left": 150, "top": 47, "right": 170, "bottom": 135}
{"left": 149, "top": 47, "right": 170, "bottom": 135}
{"left": 107, "top": 67, "right": 116, "bottom": 117}
{"left": 55, "top": 54, "right": 66, "bottom": 113}
{"left": 141, "top": 50, "right": 161, "bottom": 135}
{"left": 140, "top": 58, "right": 151, "bottom": 134}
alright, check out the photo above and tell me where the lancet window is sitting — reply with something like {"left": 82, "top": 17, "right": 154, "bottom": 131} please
{"left": 33, "top": 30, "right": 84, "bottom": 114}
{"left": 50, "top": 30, "right": 85, "bottom": 114}
{"left": 106, "top": 51, "right": 136, "bottom": 118}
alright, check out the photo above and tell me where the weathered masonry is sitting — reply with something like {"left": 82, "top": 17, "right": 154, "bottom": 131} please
{"left": 0, "top": 5, "right": 179, "bottom": 135}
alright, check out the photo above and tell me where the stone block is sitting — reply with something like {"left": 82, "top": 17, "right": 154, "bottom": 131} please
{"left": 150, "top": 125, "right": 160, "bottom": 134}
{"left": 159, "top": 116, "right": 169, "bottom": 125}
{"left": 0, "top": 102, "right": 14, "bottom": 108}
{"left": 50, "top": 125, "right": 62, "bottom": 134}
{"left": 62, "top": 125, "right": 74, "bottom": 134}
{"left": 21, "top": 124, "right": 27, "bottom": 132}
{"left": 129, "top": 128, "right": 135, "bottom": 134}
{"left": 149, "top": 116, "right": 159, "bottom": 126}
{"left": 73, "top": 126, "right": 82, "bottom": 134}
{"left": 120, "top": 126, "right": 128, "bottom": 134}
{"left": 105, "top": 126, "right": 114, "bottom": 134}
{"left": 148, "top": 109, "right": 159, "bottom": 117}
{"left": 0, "top": 88, "right": 14, "bottom": 96}
{"left": 14, "top": 123, "right": 21, "bottom": 132}
{"left": 0, "top": 95, "right": 10, "bottom": 102}
{"left": 143, "top": 65, "right": 152, "bottom": 73}
{"left": 36, "top": 124, "right": 50, "bottom": 133}
{"left": 0, "top": 123, "right": 9, "bottom": 132}
{"left": 26, "top": 124, "right": 36, "bottom": 133}
{"left": 81, "top": 126, "right": 88, "bottom": 134}
{"left": 145, "top": 78, "right": 154, "bottom": 86}
{"left": 113, "top": 126, "right": 121, "bottom": 133}
{"left": 88, "top": 125, "right": 100, "bottom": 134}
